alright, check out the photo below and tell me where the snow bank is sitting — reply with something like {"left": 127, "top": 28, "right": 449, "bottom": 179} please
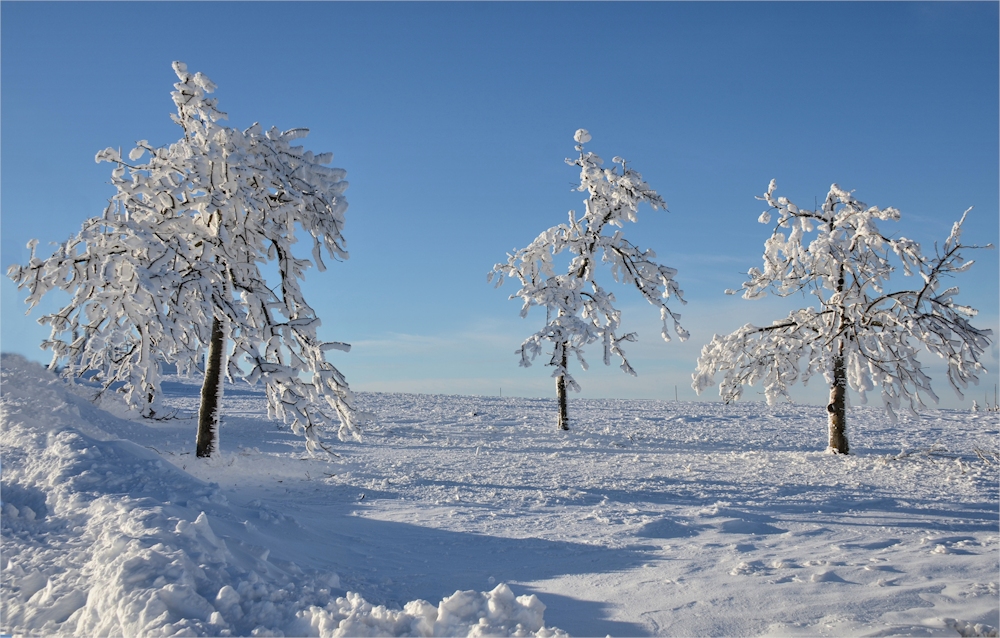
{"left": 0, "top": 354, "right": 564, "bottom": 637}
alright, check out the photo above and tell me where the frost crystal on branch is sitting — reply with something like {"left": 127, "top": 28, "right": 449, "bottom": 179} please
{"left": 692, "top": 180, "right": 993, "bottom": 453}
{"left": 7, "top": 61, "right": 360, "bottom": 452}
{"left": 489, "top": 130, "right": 686, "bottom": 428}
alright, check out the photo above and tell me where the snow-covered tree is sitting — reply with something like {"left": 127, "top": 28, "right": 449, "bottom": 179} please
{"left": 7, "top": 62, "right": 361, "bottom": 456}
{"left": 692, "top": 180, "right": 993, "bottom": 453}
{"left": 489, "top": 130, "right": 687, "bottom": 429}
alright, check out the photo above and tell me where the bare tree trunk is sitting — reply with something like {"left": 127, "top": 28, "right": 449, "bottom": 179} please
{"left": 197, "top": 317, "right": 225, "bottom": 458}
{"left": 826, "top": 261, "right": 849, "bottom": 454}
{"left": 556, "top": 343, "right": 569, "bottom": 431}
{"left": 827, "top": 352, "right": 849, "bottom": 454}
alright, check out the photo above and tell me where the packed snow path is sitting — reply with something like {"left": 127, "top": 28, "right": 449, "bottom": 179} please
{"left": 2, "top": 353, "right": 997, "bottom": 636}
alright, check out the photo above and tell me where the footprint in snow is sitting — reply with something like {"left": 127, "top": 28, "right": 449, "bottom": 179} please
{"left": 730, "top": 560, "right": 769, "bottom": 576}
{"left": 810, "top": 570, "right": 851, "bottom": 583}
{"left": 863, "top": 563, "right": 903, "bottom": 573}
{"left": 635, "top": 518, "right": 705, "bottom": 539}
{"left": 719, "top": 518, "right": 786, "bottom": 535}
{"left": 845, "top": 538, "right": 902, "bottom": 550}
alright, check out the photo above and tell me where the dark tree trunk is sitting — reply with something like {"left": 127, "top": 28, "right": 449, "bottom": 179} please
{"left": 556, "top": 343, "right": 569, "bottom": 430}
{"left": 197, "top": 317, "right": 225, "bottom": 458}
{"left": 827, "top": 353, "right": 849, "bottom": 454}
{"left": 827, "top": 262, "right": 849, "bottom": 454}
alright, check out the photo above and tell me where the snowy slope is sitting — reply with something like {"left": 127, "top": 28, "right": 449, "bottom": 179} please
{"left": 0, "top": 355, "right": 563, "bottom": 637}
{"left": 2, "top": 352, "right": 997, "bottom": 636}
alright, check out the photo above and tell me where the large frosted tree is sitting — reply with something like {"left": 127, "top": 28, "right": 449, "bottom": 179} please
{"left": 490, "top": 130, "right": 687, "bottom": 430}
{"left": 7, "top": 62, "right": 361, "bottom": 456}
{"left": 692, "top": 180, "right": 993, "bottom": 453}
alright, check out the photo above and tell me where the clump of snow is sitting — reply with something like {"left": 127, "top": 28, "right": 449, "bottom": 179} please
{"left": 945, "top": 618, "right": 999, "bottom": 638}
{"left": 294, "top": 585, "right": 563, "bottom": 637}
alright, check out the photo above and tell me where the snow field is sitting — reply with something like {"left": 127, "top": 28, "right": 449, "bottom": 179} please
{"left": 312, "top": 394, "right": 998, "bottom": 636}
{"left": 1, "top": 355, "right": 563, "bottom": 637}
{"left": 2, "top": 352, "right": 998, "bottom": 636}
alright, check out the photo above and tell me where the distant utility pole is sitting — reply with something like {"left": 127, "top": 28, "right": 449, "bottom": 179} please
{"left": 675, "top": 385, "right": 678, "bottom": 402}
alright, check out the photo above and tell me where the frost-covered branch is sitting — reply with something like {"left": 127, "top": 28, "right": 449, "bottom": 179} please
{"left": 693, "top": 181, "right": 992, "bottom": 452}
{"left": 490, "top": 130, "right": 685, "bottom": 427}
{"left": 7, "top": 62, "right": 360, "bottom": 452}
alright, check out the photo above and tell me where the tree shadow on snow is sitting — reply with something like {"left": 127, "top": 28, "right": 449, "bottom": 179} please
{"left": 514, "top": 587, "right": 648, "bottom": 637}
{"left": 209, "top": 504, "right": 653, "bottom": 635}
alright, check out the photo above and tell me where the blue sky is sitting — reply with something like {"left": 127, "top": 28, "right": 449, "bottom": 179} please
{"left": 2, "top": 2, "right": 997, "bottom": 409}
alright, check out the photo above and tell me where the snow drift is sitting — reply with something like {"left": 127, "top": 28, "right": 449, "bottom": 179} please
{"left": 0, "top": 354, "right": 564, "bottom": 637}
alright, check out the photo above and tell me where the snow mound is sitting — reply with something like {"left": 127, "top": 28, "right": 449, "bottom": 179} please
{"left": 0, "top": 354, "right": 564, "bottom": 637}
{"left": 945, "top": 618, "right": 999, "bottom": 638}
{"left": 295, "top": 585, "right": 564, "bottom": 637}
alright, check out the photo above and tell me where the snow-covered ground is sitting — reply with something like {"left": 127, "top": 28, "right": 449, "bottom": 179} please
{"left": 2, "top": 352, "right": 997, "bottom": 636}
